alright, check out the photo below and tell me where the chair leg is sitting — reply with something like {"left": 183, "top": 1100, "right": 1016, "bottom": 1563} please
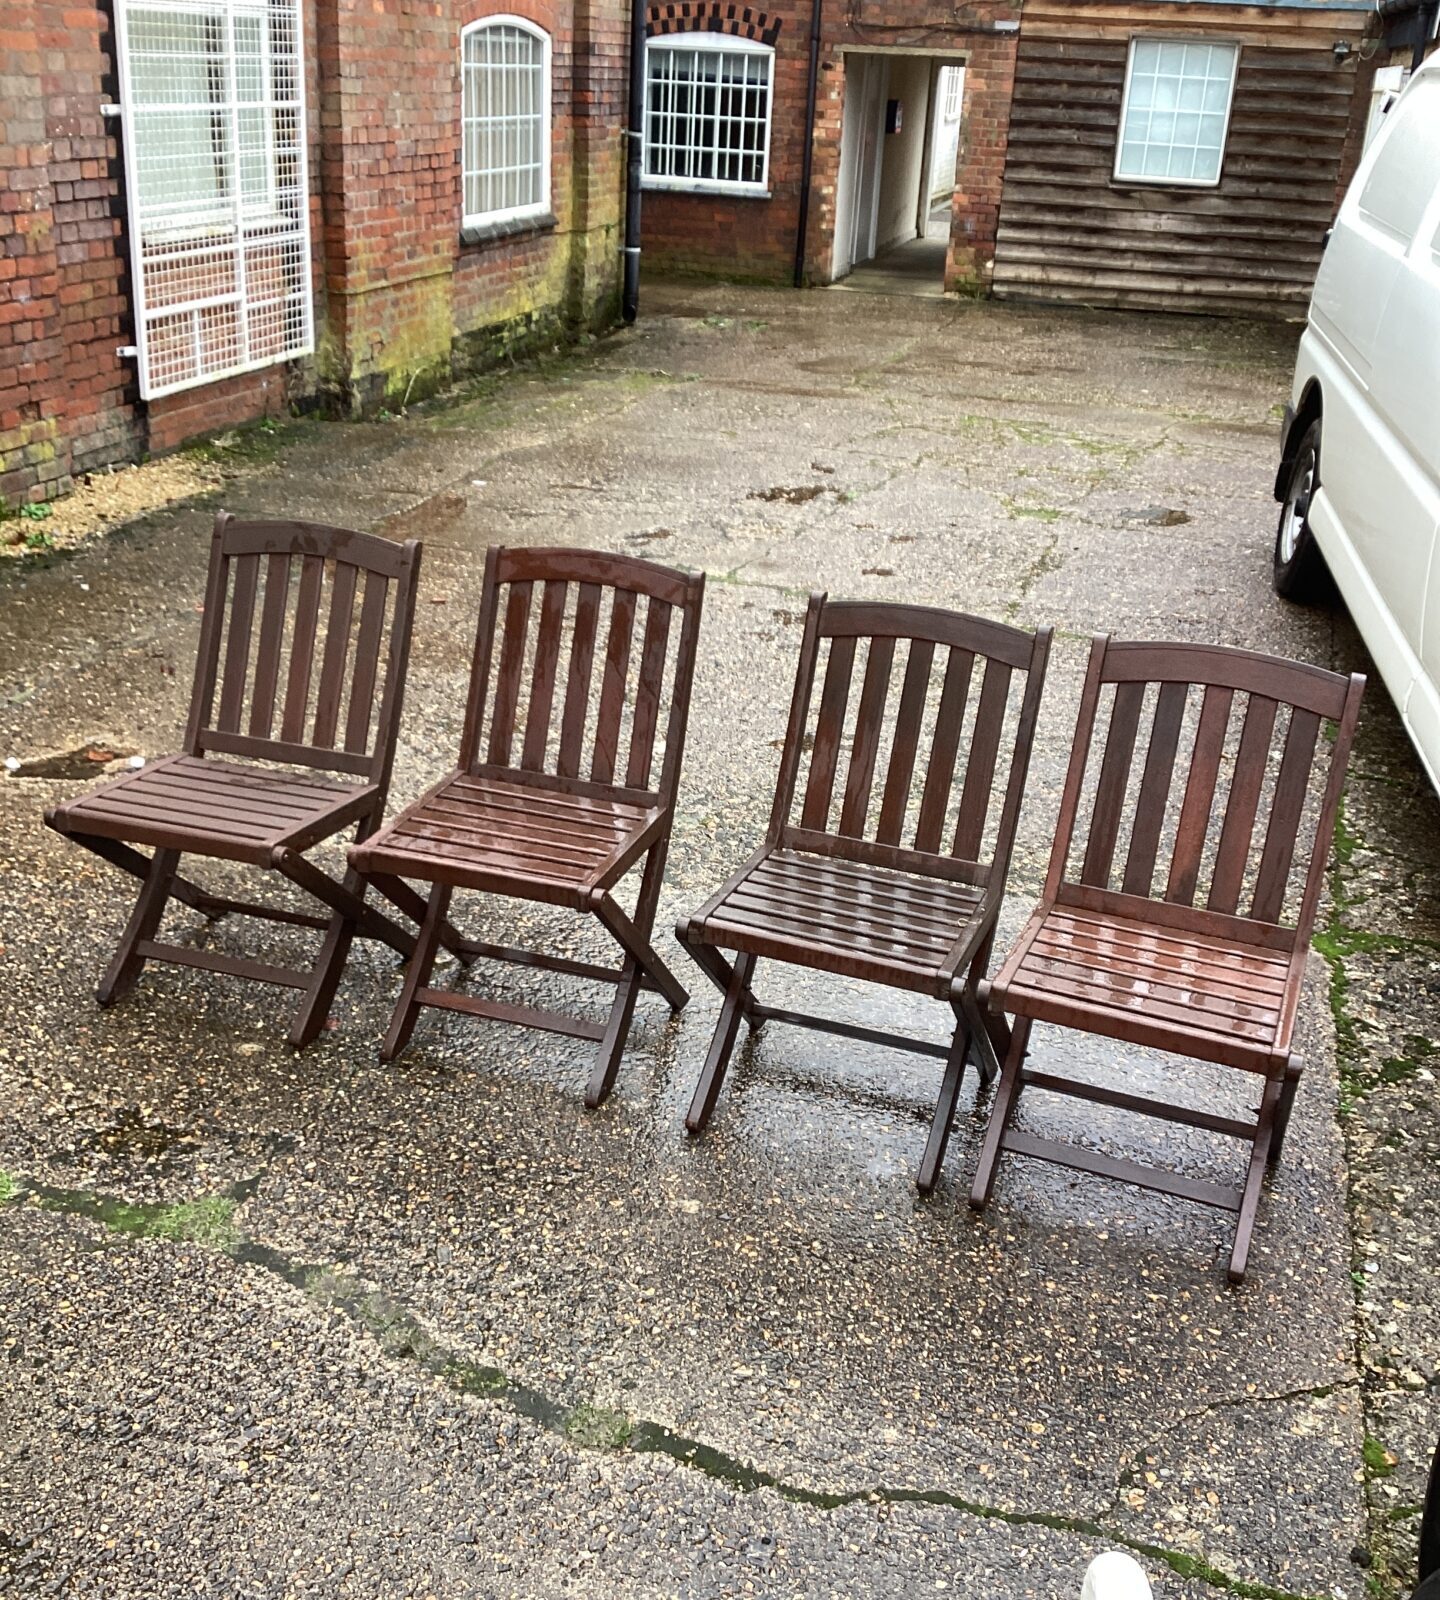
{"left": 1267, "top": 1059, "right": 1302, "bottom": 1169}
{"left": 593, "top": 891, "right": 688, "bottom": 1013}
{"left": 379, "top": 883, "right": 453, "bottom": 1063}
{"left": 96, "top": 846, "right": 179, "bottom": 1006}
{"left": 586, "top": 957, "right": 644, "bottom": 1110}
{"left": 917, "top": 1005, "right": 972, "bottom": 1195}
{"left": 967, "top": 933, "right": 1010, "bottom": 1073}
{"left": 685, "top": 951, "right": 757, "bottom": 1135}
{"left": 969, "top": 1016, "right": 1032, "bottom": 1211}
{"left": 677, "top": 929, "right": 761, "bottom": 1023}
{"left": 1229, "top": 1072, "right": 1282, "bottom": 1284}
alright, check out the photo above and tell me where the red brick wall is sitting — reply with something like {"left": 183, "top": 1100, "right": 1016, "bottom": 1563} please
{"left": 639, "top": 0, "right": 1020, "bottom": 289}
{"left": 2, "top": 0, "right": 625, "bottom": 506}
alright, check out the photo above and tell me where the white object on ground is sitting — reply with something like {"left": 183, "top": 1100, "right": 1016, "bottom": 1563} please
{"left": 1081, "top": 1552, "right": 1153, "bottom": 1600}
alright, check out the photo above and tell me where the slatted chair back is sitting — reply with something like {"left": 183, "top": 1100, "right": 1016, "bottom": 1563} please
{"left": 459, "top": 547, "right": 706, "bottom": 808}
{"left": 769, "top": 596, "right": 1052, "bottom": 889}
{"left": 1045, "top": 638, "right": 1365, "bottom": 945}
{"left": 185, "top": 512, "right": 422, "bottom": 786}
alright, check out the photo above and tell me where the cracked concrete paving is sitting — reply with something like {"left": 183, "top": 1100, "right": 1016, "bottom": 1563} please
{"left": 0, "top": 281, "right": 1435, "bottom": 1598}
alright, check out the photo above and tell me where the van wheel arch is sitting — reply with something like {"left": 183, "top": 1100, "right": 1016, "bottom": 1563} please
{"left": 1274, "top": 383, "right": 1323, "bottom": 501}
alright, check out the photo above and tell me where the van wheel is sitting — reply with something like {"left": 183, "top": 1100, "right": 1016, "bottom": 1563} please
{"left": 1273, "top": 420, "right": 1329, "bottom": 602}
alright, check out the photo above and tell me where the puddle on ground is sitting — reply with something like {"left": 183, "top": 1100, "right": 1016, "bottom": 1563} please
{"left": 1121, "top": 506, "right": 1191, "bottom": 527}
{"left": 5, "top": 742, "right": 136, "bottom": 779}
{"left": 749, "top": 485, "right": 831, "bottom": 505}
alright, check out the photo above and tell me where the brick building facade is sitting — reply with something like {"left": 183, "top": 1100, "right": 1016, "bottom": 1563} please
{"left": 638, "top": 0, "right": 1022, "bottom": 291}
{"left": 2, "top": 0, "right": 628, "bottom": 505}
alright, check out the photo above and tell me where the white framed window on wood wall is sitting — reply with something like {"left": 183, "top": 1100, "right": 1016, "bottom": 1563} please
{"left": 114, "top": 0, "right": 314, "bottom": 400}
{"left": 1114, "top": 38, "right": 1240, "bottom": 188}
{"left": 642, "top": 36, "right": 774, "bottom": 196}
{"left": 461, "top": 15, "right": 552, "bottom": 230}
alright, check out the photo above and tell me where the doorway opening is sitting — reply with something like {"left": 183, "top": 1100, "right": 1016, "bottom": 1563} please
{"left": 831, "top": 54, "right": 965, "bottom": 297}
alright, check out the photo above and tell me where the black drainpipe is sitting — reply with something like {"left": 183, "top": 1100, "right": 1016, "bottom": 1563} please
{"left": 792, "top": 0, "right": 824, "bottom": 288}
{"left": 622, "top": 0, "right": 647, "bottom": 321}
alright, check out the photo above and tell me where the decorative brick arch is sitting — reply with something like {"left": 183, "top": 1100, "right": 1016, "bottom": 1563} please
{"left": 645, "top": 3, "right": 783, "bottom": 46}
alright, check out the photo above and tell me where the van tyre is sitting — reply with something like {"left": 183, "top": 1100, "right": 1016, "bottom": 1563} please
{"left": 1273, "top": 420, "right": 1330, "bottom": 602}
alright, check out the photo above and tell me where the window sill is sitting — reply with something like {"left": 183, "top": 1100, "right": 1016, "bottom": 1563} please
{"left": 460, "top": 211, "right": 557, "bottom": 247}
{"left": 641, "top": 179, "right": 771, "bottom": 200}
{"left": 1111, "top": 175, "right": 1223, "bottom": 191}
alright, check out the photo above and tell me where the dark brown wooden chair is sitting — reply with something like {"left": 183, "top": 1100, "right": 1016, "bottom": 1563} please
{"left": 676, "top": 595, "right": 1052, "bottom": 1190}
{"left": 350, "top": 545, "right": 705, "bottom": 1107}
{"left": 971, "top": 636, "right": 1365, "bottom": 1282}
{"left": 45, "top": 512, "right": 424, "bottom": 1046}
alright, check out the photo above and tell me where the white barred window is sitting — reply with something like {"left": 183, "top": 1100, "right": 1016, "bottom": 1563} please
{"left": 941, "top": 65, "right": 962, "bottom": 122}
{"left": 461, "top": 17, "right": 551, "bottom": 227}
{"left": 115, "top": 0, "right": 313, "bottom": 399}
{"left": 643, "top": 38, "right": 774, "bottom": 195}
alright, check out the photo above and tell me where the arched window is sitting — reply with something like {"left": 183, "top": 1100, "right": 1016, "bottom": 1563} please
{"left": 461, "top": 16, "right": 551, "bottom": 228}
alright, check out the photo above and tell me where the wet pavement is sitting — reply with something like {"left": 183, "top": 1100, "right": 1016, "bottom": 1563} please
{"left": 1, "top": 281, "right": 1437, "bottom": 1599}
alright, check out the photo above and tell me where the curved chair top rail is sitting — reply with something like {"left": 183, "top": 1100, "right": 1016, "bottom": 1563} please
{"left": 491, "top": 545, "right": 701, "bottom": 608}
{"left": 1098, "top": 637, "right": 1357, "bottom": 720}
{"left": 817, "top": 598, "right": 1046, "bottom": 671}
{"left": 217, "top": 513, "right": 418, "bottom": 580}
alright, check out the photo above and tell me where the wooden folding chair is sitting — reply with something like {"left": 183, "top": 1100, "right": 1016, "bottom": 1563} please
{"left": 45, "top": 512, "right": 423, "bottom": 1047}
{"left": 677, "top": 595, "right": 1052, "bottom": 1190}
{"left": 971, "top": 637, "right": 1365, "bottom": 1282}
{"left": 350, "top": 546, "right": 705, "bottom": 1107}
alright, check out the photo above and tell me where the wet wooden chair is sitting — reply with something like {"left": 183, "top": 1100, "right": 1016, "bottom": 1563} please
{"left": 350, "top": 546, "right": 705, "bottom": 1107}
{"left": 677, "top": 595, "right": 1052, "bottom": 1191}
{"left": 45, "top": 512, "right": 424, "bottom": 1046}
{"left": 971, "top": 637, "right": 1365, "bottom": 1282}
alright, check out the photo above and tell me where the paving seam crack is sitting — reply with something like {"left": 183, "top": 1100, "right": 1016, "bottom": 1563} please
{"left": 2, "top": 1173, "right": 1327, "bottom": 1600}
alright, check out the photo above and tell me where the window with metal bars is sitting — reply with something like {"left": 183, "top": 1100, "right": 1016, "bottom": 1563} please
{"left": 941, "top": 65, "right": 962, "bottom": 122}
{"left": 116, "top": 0, "right": 313, "bottom": 399}
{"left": 461, "top": 17, "right": 551, "bottom": 227}
{"left": 642, "top": 38, "right": 774, "bottom": 195}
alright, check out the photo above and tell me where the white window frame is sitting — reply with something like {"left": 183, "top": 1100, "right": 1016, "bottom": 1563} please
{"left": 941, "top": 65, "right": 962, "bottom": 122}
{"left": 1113, "top": 36, "right": 1240, "bottom": 190}
{"left": 642, "top": 35, "right": 775, "bottom": 198}
{"left": 114, "top": 0, "right": 315, "bottom": 400}
{"left": 460, "top": 14, "right": 552, "bottom": 231}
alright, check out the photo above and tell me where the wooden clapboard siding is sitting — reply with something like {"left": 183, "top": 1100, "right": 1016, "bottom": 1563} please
{"left": 992, "top": 2, "right": 1370, "bottom": 316}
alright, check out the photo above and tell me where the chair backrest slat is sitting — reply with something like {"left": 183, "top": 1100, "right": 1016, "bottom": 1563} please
{"left": 772, "top": 598, "right": 1051, "bottom": 887}
{"left": 459, "top": 548, "right": 704, "bottom": 808}
{"left": 1251, "top": 707, "right": 1321, "bottom": 923}
{"left": 1165, "top": 683, "right": 1233, "bottom": 906}
{"left": 312, "top": 560, "right": 358, "bottom": 748}
{"left": 953, "top": 659, "right": 1013, "bottom": 863}
{"left": 1045, "top": 636, "right": 1365, "bottom": 938}
{"left": 625, "top": 595, "right": 672, "bottom": 791}
{"left": 912, "top": 647, "right": 974, "bottom": 854}
{"left": 838, "top": 636, "right": 895, "bottom": 837}
{"left": 800, "top": 634, "right": 857, "bottom": 831}
{"left": 248, "top": 552, "right": 291, "bottom": 739}
{"left": 188, "top": 513, "right": 421, "bottom": 788}
{"left": 280, "top": 554, "right": 325, "bottom": 744}
{"left": 1207, "top": 694, "right": 1278, "bottom": 915}
{"left": 344, "top": 568, "right": 390, "bottom": 754}
{"left": 558, "top": 582, "right": 602, "bottom": 779}
{"left": 487, "top": 579, "right": 532, "bottom": 766}
{"left": 1079, "top": 679, "right": 1144, "bottom": 887}
{"left": 875, "top": 639, "right": 935, "bottom": 846}
{"left": 522, "top": 580, "right": 568, "bottom": 771}
{"left": 1120, "top": 679, "right": 1187, "bottom": 898}
{"left": 217, "top": 553, "right": 260, "bottom": 734}
{"left": 593, "top": 588, "right": 638, "bottom": 786}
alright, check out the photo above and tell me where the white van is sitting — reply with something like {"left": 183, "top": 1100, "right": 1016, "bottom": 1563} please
{"left": 1273, "top": 52, "right": 1440, "bottom": 788}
